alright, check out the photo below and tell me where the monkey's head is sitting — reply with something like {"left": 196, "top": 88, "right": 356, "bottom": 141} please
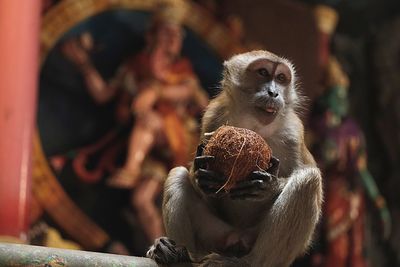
{"left": 222, "top": 50, "right": 299, "bottom": 125}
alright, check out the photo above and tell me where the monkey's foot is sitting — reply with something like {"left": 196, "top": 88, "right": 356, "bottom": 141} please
{"left": 223, "top": 231, "right": 251, "bottom": 257}
{"left": 195, "top": 168, "right": 228, "bottom": 197}
{"left": 199, "top": 253, "right": 248, "bottom": 267}
{"left": 146, "top": 237, "right": 191, "bottom": 264}
{"left": 266, "top": 156, "right": 280, "bottom": 176}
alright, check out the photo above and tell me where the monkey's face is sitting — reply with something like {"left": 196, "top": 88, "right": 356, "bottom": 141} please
{"left": 242, "top": 58, "right": 293, "bottom": 125}
{"left": 223, "top": 51, "right": 298, "bottom": 125}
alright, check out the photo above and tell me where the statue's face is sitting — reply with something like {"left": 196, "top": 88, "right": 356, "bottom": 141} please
{"left": 156, "top": 23, "right": 183, "bottom": 57}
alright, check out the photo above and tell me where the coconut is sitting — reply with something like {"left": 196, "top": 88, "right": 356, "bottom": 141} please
{"left": 203, "top": 125, "right": 272, "bottom": 191}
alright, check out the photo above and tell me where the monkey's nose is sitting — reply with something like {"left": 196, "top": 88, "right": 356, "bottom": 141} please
{"left": 267, "top": 89, "right": 279, "bottom": 98}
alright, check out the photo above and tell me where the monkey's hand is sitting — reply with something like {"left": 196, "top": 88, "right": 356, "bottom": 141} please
{"left": 229, "top": 157, "right": 281, "bottom": 201}
{"left": 146, "top": 237, "right": 191, "bottom": 264}
{"left": 193, "top": 144, "right": 228, "bottom": 198}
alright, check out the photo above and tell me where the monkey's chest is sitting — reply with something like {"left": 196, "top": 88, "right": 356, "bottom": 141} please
{"left": 215, "top": 199, "right": 267, "bottom": 228}
{"left": 211, "top": 199, "right": 264, "bottom": 255}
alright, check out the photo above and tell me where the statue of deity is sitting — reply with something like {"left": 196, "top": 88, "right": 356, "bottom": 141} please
{"left": 62, "top": 0, "right": 208, "bottom": 242}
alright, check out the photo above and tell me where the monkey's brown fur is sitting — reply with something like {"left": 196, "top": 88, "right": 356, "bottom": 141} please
{"left": 150, "top": 50, "right": 323, "bottom": 267}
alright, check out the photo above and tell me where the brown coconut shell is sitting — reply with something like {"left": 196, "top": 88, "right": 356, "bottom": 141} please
{"left": 203, "top": 126, "right": 272, "bottom": 191}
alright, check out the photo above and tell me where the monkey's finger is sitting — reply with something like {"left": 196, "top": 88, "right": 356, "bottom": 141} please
{"left": 232, "top": 179, "right": 267, "bottom": 190}
{"left": 195, "top": 143, "right": 206, "bottom": 156}
{"left": 196, "top": 178, "right": 226, "bottom": 193}
{"left": 193, "top": 155, "right": 215, "bottom": 170}
{"left": 267, "top": 157, "right": 280, "bottom": 176}
{"left": 160, "top": 237, "right": 176, "bottom": 246}
{"left": 230, "top": 193, "right": 261, "bottom": 200}
{"left": 201, "top": 187, "right": 227, "bottom": 198}
{"left": 228, "top": 179, "right": 271, "bottom": 200}
{"left": 153, "top": 251, "right": 174, "bottom": 264}
{"left": 197, "top": 179, "right": 222, "bottom": 188}
{"left": 149, "top": 242, "right": 177, "bottom": 264}
{"left": 195, "top": 168, "right": 225, "bottom": 182}
{"left": 156, "top": 240, "right": 176, "bottom": 254}
{"left": 249, "top": 171, "right": 273, "bottom": 182}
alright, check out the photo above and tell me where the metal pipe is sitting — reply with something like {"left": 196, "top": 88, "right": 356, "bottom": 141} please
{"left": 0, "top": 0, "right": 41, "bottom": 242}
{"left": 0, "top": 243, "right": 158, "bottom": 267}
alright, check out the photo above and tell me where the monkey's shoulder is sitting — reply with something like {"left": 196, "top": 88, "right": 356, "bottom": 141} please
{"left": 272, "top": 111, "right": 304, "bottom": 143}
{"left": 201, "top": 93, "right": 230, "bottom": 135}
{"left": 266, "top": 112, "right": 312, "bottom": 173}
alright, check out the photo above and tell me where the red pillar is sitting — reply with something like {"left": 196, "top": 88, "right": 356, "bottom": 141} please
{"left": 0, "top": 1, "right": 41, "bottom": 242}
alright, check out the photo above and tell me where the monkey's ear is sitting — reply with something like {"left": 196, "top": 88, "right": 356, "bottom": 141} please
{"left": 222, "top": 59, "right": 241, "bottom": 88}
{"left": 222, "top": 60, "right": 236, "bottom": 88}
{"left": 222, "top": 61, "right": 231, "bottom": 78}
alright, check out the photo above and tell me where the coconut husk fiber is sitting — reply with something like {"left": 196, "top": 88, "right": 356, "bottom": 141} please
{"left": 203, "top": 126, "right": 272, "bottom": 191}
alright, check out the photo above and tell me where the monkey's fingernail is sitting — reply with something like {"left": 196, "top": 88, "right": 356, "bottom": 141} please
{"left": 204, "top": 131, "right": 215, "bottom": 137}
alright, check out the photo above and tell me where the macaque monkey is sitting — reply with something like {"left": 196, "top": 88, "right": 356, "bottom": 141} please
{"left": 147, "top": 50, "right": 323, "bottom": 267}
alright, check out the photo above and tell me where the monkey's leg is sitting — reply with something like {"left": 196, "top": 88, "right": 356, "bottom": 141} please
{"left": 197, "top": 253, "right": 249, "bottom": 267}
{"left": 244, "top": 167, "right": 322, "bottom": 267}
{"left": 157, "top": 167, "right": 237, "bottom": 265}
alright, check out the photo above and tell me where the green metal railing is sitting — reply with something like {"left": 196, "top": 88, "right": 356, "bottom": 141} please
{"left": 0, "top": 243, "right": 158, "bottom": 267}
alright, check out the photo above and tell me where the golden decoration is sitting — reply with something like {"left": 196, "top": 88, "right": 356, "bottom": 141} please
{"left": 327, "top": 56, "right": 350, "bottom": 88}
{"left": 0, "top": 236, "right": 25, "bottom": 244}
{"left": 314, "top": 5, "right": 339, "bottom": 36}
{"left": 151, "top": 0, "right": 188, "bottom": 26}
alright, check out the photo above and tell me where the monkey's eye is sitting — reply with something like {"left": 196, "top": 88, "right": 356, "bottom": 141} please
{"left": 276, "top": 73, "right": 287, "bottom": 84}
{"left": 257, "top": 68, "right": 269, "bottom": 77}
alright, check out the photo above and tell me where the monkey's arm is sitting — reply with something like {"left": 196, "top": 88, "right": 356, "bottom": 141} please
{"left": 200, "top": 92, "right": 230, "bottom": 138}
{"left": 164, "top": 167, "right": 236, "bottom": 249}
{"left": 147, "top": 167, "right": 237, "bottom": 265}
{"left": 199, "top": 161, "right": 321, "bottom": 267}
{"left": 245, "top": 158, "right": 322, "bottom": 266}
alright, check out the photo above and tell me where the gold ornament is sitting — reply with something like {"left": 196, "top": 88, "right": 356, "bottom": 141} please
{"left": 151, "top": 0, "right": 188, "bottom": 26}
{"left": 314, "top": 5, "right": 339, "bottom": 35}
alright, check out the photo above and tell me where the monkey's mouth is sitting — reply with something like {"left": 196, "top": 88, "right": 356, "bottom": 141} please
{"left": 254, "top": 106, "right": 279, "bottom": 125}
{"left": 265, "top": 107, "right": 278, "bottom": 115}
{"left": 255, "top": 106, "right": 278, "bottom": 116}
